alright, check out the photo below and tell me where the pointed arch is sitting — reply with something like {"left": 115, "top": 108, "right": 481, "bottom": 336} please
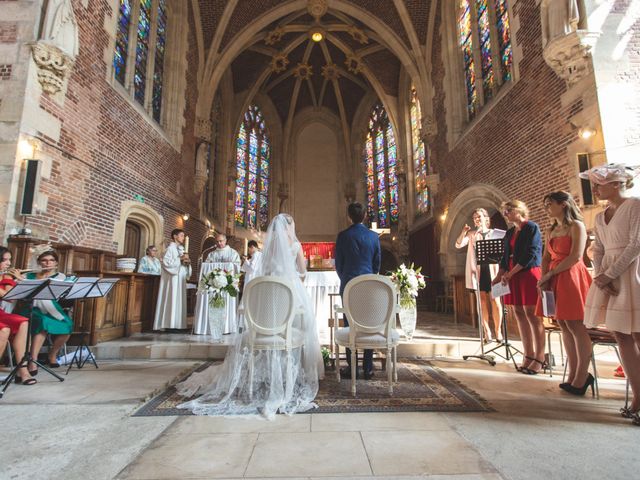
{"left": 410, "top": 85, "right": 430, "bottom": 214}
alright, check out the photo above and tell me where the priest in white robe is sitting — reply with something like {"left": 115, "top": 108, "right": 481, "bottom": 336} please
{"left": 153, "top": 229, "right": 192, "bottom": 330}
{"left": 241, "top": 240, "right": 262, "bottom": 286}
{"left": 205, "top": 233, "right": 241, "bottom": 265}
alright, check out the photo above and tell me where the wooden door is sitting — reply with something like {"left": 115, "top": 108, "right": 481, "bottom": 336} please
{"left": 124, "top": 221, "right": 142, "bottom": 259}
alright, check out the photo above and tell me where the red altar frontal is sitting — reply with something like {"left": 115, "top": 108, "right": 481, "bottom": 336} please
{"left": 301, "top": 242, "right": 336, "bottom": 270}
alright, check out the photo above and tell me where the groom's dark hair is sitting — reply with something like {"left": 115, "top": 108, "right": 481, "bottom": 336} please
{"left": 347, "top": 202, "right": 365, "bottom": 224}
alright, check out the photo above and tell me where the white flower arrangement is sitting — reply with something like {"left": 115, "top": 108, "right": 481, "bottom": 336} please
{"left": 389, "top": 263, "right": 426, "bottom": 309}
{"left": 199, "top": 268, "right": 242, "bottom": 308}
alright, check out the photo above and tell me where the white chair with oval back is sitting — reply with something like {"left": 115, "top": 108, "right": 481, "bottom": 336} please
{"left": 243, "top": 276, "right": 303, "bottom": 399}
{"left": 335, "top": 274, "right": 400, "bottom": 396}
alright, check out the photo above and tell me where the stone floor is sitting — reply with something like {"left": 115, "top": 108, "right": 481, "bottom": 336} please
{"left": 1, "top": 315, "right": 638, "bottom": 480}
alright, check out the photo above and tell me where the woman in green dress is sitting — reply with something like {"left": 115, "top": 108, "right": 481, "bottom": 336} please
{"left": 25, "top": 248, "right": 72, "bottom": 373}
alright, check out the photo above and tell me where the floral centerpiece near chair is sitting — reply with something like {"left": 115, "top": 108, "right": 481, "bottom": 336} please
{"left": 199, "top": 268, "right": 242, "bottom": 338}
{"left": 389, "top": 263, "right": 426, "bottom": 340}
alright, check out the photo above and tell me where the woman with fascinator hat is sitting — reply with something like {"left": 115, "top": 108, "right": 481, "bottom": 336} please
{"left": 18, "top": 245, "right": 73, "bottom": 374}
{"left": 580, "top": 164, "right": 640, "bottom": 424}
{"left": 175, "top": 214, "right": 323, "bottom": 419}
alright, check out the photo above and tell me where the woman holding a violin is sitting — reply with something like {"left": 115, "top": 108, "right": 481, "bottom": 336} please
{"left": 0, "top": 246, "right": 36, "bottom": 385}
{"left": 20, "top": 247, "right": 73, "bottom": 374}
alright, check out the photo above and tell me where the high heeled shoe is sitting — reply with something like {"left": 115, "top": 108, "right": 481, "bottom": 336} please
{"left": 559, "top": 382, "right": 571, "bottom": 391}
{"left": 564, "top": 373, "right": 595, "bottom": 396}
{"left": 522, "top": 357, "right": 548, "bottom": 375}
{"left": 621, "top": 406, "right": 639, "bottom": 418}
{"left": 632, "top": 413, "right": 640, "bottom": 426}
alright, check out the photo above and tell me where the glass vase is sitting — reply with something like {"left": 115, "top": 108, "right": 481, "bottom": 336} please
{"left": 208, "top": 305, "right": 226, "bottom": 342}
{"left": 398, "top": 305, "right": 417, "bottom": 341}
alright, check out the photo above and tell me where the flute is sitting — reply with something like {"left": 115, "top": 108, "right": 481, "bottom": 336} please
{"left": 0, "top": 267, "right": 57, "bottom": 275}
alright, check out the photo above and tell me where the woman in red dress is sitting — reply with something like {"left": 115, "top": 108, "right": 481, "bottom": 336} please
{"left": 0, "top": 246, "right": 36, "bottom": 385}
{"left": 536, "top": 192, "right": 593, "bottom": 394}
{"left": 493, "top": 200, "right": 545, "bottom": 373}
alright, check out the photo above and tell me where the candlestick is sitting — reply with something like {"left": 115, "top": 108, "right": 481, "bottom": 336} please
{"left": 244, "top": 238, "right": 248, "bottom": 256}
{"left": 184, "top": 235, "right": 190, "bottom": 253}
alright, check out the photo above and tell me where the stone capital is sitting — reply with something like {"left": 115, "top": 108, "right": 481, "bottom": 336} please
{"left": 29, "top": 41, "right": 75, "bottom": 95}
{"left": 542, "top": 30, "right": 600, "bottom": 86}
{"left": 195, "top": 117, "right": 213, "bottom": 140}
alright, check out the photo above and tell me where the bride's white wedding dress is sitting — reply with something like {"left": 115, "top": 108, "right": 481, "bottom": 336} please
{"left": 176, "top": 214, "right": 324, "bottom": 419}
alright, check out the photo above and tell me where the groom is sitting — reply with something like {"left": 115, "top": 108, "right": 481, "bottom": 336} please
{"left": 335, "top": 202, "right": 381, "bottom": 379}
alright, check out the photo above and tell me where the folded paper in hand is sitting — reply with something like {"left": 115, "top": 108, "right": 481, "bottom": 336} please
{"left": 542, "top": 290, "right": 556, "bottom": 317}
{"left": 491, "top": 282, "right": 510, "bottom": 299}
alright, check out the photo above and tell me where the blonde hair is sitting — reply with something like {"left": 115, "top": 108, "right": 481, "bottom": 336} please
{"left": 472, "top": 208, "right": 491, "bottom": 228}
{"left": 501, "top": 200, "right": 529, "bottom": 218}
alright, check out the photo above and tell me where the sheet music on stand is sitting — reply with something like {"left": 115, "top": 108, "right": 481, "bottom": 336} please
{"left": 3, "top": 279, "right": 73, "bottom": 302}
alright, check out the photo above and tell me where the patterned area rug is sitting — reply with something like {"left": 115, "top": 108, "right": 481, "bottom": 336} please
{"left": 133, "top": 358, "right": 491, "bottom": 416}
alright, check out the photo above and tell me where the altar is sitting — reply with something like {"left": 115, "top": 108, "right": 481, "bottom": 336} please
{"left": 304, "top": 270, "right": 341, "bottom": 344}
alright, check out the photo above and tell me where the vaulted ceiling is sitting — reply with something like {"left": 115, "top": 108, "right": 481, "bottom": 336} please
{"left": 196, "top": 1, "right": 433, "bottom": 125}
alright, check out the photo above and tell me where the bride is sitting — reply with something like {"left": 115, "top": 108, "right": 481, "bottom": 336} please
{"left": 176, "top": 213, "right": 324, "bottom": 418}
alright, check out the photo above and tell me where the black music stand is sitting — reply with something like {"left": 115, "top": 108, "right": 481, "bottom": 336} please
{"left": 1, "top": 278, "right": 73, "bottom": 398}
{"left": 463, "top": 238, "right": 522, "bottom": 368}
{"left": 61, "top": 277, "right": 119, "bottom": 374}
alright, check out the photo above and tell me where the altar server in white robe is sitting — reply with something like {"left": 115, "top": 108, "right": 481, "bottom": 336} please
{"left": 241, "top": 240, "right": 262, "bottom": 286}
{"left": 153, "top": 229, "right": 192, "bottom": 330}
{"left": 206, "top": 233, "right": 241, "bottom": 266}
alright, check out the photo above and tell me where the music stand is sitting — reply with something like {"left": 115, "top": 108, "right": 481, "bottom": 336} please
{"left": 60, "top": 277, "right": 119, "bottom": 374}
{"left": 463, "top": 238, "right": 522, "bottom": 368}
{"left": 1, "top": 278, "right": 73, "bottom": 398}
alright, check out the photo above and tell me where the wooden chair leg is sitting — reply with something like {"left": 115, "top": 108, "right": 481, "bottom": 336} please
{"left": 335, "top": 343, "right": 341, "bottom": 381}
{"left": 248, "top": 350, "right": 254, "bottom": 400}
{"left": 351, "top": 348, "right": 357, "bottom": 397}
{"left": 387, "top": 347, "right": 393, "bottom": 396}
{"left": 393, "top": 346, "right": 398, "bottom": 382}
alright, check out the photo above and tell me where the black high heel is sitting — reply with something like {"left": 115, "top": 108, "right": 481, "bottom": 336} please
{"left": 565, "top": 373, "right": 595, "bottom": 396}
{"left": 522, "top": 357, "right": 548, "bottom": 375}
{"left": 559, "top": 382, "right": 571, "bottom": 391}
{"left": 620, "top": 406, "right": 638, "bottom": 418}
{"left": 632, "top": 413, "right": 640, "bottom": 426}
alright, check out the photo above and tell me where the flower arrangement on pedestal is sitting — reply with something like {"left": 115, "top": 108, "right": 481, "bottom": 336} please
{"left": 389, "top": 263, "right": 426, "bottom": 309}
{"left": 389, "top": 263, "right": 426, "bottom": 341}
{"left": 199, "top": 268, "right": 242, "bottom": 308}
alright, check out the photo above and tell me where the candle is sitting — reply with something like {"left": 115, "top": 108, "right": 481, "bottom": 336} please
{"left": 184, "top": 235, "right": 189, "bottom": 253}
{"left": 244, "top": 238, "right": 248, "bottom": 256}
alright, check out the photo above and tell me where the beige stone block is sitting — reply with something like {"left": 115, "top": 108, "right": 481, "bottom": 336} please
{"left": 166, "top": 414, "right": 311, "bottom": 435}
{"left": 244, "top": 431, "right": 371, "bottom": 477}
{"left": 121, "top": 345, "right": 151, "bottom": 360}
{"left": 311, "top": 412, "right": 452, "bottom": 432}
{"left": 362, "top": 430, "right": 495, "bottom": 476}
{"left": 118, "top": 433, "right": 257, "bottom": 479}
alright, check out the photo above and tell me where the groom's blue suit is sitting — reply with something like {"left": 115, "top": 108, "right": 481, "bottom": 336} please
{"left": 335, "top": 222, "right": 381, "bottom": 374}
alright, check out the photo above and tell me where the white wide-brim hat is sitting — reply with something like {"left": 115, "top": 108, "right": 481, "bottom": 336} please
{"left": 578, "top": 164, "right": 638, "bottom": 185}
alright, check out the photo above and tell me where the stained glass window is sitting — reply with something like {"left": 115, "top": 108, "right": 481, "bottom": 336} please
{"left": 235, "top": 106, "right": 270, "bottom": 230}
{"left": 113, "top": 0, "right": 132, "bottom": 86}
{"left": 364, "top": 104, "right": 398, "bottom": 228}
{"left": 411, "top": 86, "right": 430, "bottom": 214}
{"left": 457, "top": 0, "right": 512, "bottom": 119}
{"left": 113, "top": 0, "right": 168, "bottom": 122}
{"left": 152, "top": 0, "right": 167, "bottom": 121}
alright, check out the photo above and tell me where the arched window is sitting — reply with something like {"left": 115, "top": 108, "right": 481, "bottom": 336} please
{"left": 235, "top": 106, "right": 270, "bottom": 230}
{"left": 113, "top": 0, "right": 168, "bottom": 123}
{"left": 410, "top": 86, "right": 430, "bottom": 214}
{"left": 364, "top": 104, "right": 398, "bottom": 228}
{"left": 457, "top": 0, "right": 512, "bottom": 119}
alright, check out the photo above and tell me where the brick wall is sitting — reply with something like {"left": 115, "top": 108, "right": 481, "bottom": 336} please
{"left": 410, "top": 0, "right": 582, "bottom": 277}
{"left": 23, "top": 0, "right": 208, "bottom": 257}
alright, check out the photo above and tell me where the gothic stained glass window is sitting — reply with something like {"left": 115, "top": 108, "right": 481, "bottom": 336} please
{"left": 133, "top": 0, "right": 152, "bottom": 105}
{"left": 494, "top": 0, "right": 513, "bottom": 82}
{"left": 152, "top": 0, "right": 167, "bottom": 122}
{"left": 411, "top": 86, "right": 430, "bottom": 214}
{"left": 113, "top": 0, "right": 168, "bottom": 122}
{"left": 113, "top": 0, "right": 132, "bottom": 86}
{"left": 235, "top": 106, "right": 270, "bottom": 230}
{"left": 457, "top": 0, "right": 513, "bottom": 119}
{"left": 364, "top": 104, "right": 398, "bottom": 228}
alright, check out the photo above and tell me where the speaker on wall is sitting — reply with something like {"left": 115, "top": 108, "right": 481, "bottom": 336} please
{"left": 20, "top": 159, "right": 41, "bottom": 216}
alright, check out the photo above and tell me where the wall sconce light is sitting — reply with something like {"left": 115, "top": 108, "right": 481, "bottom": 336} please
{"left": 579, "top": 127, "right": 596, "bottom": 140}
{"left": 182, "top": 213, "right": 190, "bottom": 221}
{"left": 440, "top": 212, "right": 447, "bottom": 222}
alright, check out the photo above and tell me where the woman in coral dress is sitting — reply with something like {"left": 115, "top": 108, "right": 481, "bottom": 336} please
{"left": 536, "top": 192, "right": 592, "bottom": 395}
{"left": 580, "top": 164, "right": 640, "bottom": 425}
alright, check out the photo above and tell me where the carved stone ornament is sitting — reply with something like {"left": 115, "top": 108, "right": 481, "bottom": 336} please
{"left": 321, "top": 63, "right": 340, "bottom": 81}
{"left": 30, "top": 42, "right": 75, "bottom": 94}
{"left": 421, "top": 115, "right": 437, "bottom": 143}
{"left": 265, "top": 26, "right": 285, "bottom": 46}
{"left": 194, "top": 142, "right": 210, "bottom": 194}
{"left": 271, "top": 53, "right": 289, "bottom": 73}
{"left": 345, "top": 54, "right": 363, "bottom": 74}
{"left": 307, "top": 0, "right": 328, "bottom": 19}
{"left": 542, "top": 30, "right": 599, "bottom": 86}
{"left": 293, "top": 63, "right": 313, "bottom": 80}
{"left": 347, "top": 25, "right": 369, "bottom": 45}
{"left": 195, "top": 116, "right": 212, "bottom": 140}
